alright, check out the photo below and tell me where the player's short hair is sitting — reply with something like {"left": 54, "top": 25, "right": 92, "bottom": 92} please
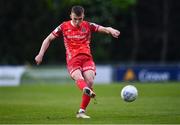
{"left": 71, "top": 5, "right": 84, "bottom": 16}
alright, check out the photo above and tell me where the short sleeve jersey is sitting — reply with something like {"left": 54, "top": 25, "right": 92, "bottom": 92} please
{"left": 52, "top": 20, "right": 99, "bottom": 62}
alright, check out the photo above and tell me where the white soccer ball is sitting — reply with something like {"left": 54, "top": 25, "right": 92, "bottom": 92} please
{"left": 121, "top": 85, "right": 138, "bottom": 102}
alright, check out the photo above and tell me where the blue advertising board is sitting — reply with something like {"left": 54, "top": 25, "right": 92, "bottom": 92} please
{"left": 115, "top": 65, "right": 180, "bottom": 82}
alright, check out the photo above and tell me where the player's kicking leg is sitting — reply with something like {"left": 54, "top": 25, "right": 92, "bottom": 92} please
{"left": 71, "top": 69, "right": 95, "bottom": 118}
{"left": 76, "top": 70, "right": 96, "bottom": 118}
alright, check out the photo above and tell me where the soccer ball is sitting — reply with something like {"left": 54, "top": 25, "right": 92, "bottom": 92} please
{"left": 121, "top": 85, "right": 138, "bottom": 102}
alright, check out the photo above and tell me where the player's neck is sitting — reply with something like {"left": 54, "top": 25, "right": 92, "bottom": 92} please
{"left": 71, "top": 20, "right": 80, "bottom": 28}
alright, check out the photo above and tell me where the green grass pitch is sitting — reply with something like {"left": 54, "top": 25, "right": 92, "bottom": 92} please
{"left": 0, "top": 82, "right": 180, "bottom": 124}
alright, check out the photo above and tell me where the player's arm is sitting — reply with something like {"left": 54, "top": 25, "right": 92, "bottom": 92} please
{"left": 35, "top": 33, "right": 56, "bottom": 65}
{"left": 98, "top": 26, "right": 120, "bottom": 38}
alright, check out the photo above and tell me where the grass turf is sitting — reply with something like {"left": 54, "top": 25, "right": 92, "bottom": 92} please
{"left": 0, "top": 82, "right": 180, "bottom": 124}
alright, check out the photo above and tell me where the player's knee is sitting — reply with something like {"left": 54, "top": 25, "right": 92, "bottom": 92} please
{"left": 72, "top": 75, "right": 83, "bottom": 81}
{"left": 71, "top": 71, "right": 83, "bottom": 81}
{"left": 86, "top": 77, "right": 94, "bottom": 87}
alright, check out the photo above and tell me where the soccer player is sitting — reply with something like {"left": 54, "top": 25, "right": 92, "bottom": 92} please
{"left": 35, "top": 5, "right": 120, "bottom": 118}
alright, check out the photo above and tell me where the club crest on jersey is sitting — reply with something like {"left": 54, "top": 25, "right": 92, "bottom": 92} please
{"left": 81, "top": 27, "right": 86, "bottom": 32}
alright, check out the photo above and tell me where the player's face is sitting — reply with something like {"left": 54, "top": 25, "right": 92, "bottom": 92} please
{"left": 70, "top": 12, "right": 84, "bottom": 27}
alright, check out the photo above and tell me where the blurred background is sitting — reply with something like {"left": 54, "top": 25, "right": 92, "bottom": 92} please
{"left": 0, "top": 0, "right": 180, "bottom": 85}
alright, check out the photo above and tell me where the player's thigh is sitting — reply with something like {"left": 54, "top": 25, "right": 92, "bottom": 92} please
{"left": 67, "top": 56, "right": 82, "bottom": 79}
{"left": 71, "top": 69, "right": 84, "bottom": 81}
{"left": 83, "top": 70, "right": 95, "bottom": 87}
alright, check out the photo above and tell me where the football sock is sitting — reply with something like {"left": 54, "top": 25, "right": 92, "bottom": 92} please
{"left": 76, "top": 79, "right": 87, "bottom": 90}
{"left": 80, "top": 87, "right": 94, "bottom": 110}
{"left": 76, "top": 79, "right": 95, "bottom": 111}
{"left": 80, "top": 93, "right": 91, "bottom": 110}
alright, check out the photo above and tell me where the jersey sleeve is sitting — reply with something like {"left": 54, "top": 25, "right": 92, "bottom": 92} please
{"left": 52, "top": 23, "right": 63, "bottom": 37}
{"left": 89, "top": 22, "right": 100, "bottom": 32}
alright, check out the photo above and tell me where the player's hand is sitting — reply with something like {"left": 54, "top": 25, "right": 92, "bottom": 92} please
{"left": 110, "top": 28, "right": 120, "bottom": 38}
{"left": 35, "top": 54, "right": 43, "bottom": 65}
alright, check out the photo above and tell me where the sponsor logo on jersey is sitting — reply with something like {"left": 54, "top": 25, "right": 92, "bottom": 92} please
{"left": 67, "top": 35, "right": 86, "bottom": 39}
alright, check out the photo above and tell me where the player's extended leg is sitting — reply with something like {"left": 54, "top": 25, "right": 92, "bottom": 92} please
{"left": 71, "top": 69, "right": 94, "bottom": 118}
{"left": 75, "top": 70, "right": 96, "bottom": 118}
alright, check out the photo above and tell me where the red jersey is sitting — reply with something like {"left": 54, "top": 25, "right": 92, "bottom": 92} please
{"left": 52, "top": 20, "right": 99, "bottom": 62}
